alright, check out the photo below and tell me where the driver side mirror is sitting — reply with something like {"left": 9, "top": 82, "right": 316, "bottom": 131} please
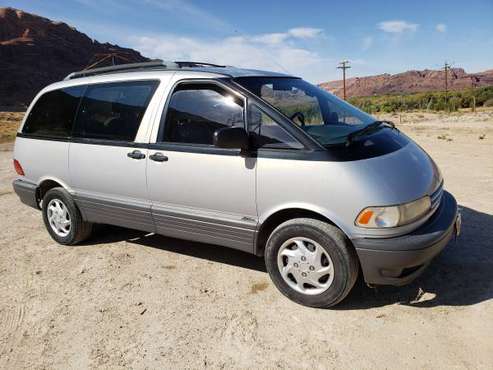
{"left": 213, "top": 126, "right": 249, "bottom": 150}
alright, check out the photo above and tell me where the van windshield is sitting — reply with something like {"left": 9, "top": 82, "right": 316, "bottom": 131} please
{"left": 234, "top": 77, "right": 376, "bottom": 146}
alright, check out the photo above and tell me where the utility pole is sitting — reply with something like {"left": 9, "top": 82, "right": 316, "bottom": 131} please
{"left": 444, "top": 61, "right": 450, "bottom": 110}
{"left": 337, "top": 60, "right": 351, "bottom": 100}
{"left": 470, "top": 75, "right": 478, "bottom": 113}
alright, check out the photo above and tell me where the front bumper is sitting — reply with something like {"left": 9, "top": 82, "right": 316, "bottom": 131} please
{"left": 352, "top": 191, "right": 459, "bottom": 286}
{"left": 13, "top": 179, "right": 39, "bottom": 209}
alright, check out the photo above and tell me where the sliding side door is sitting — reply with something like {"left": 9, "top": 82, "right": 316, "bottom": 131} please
{"left": 69, "top": 80, "right": 159, "bottom": 232}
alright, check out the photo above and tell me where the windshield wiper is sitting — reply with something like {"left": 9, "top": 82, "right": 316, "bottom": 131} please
{"left": 345, "top": 120, "right": 397, "bottom": 146}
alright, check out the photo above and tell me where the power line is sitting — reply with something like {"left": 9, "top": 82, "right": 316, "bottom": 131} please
{"left": 337, "top": 60, "right": 351, "bottom": 100}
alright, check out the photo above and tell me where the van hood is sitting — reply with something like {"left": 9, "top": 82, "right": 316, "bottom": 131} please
{"left": 317, "top": 132, "right": 444, "bottom": 238}
{"left": 340, "top": 134, "right": 442, "bottom": 206}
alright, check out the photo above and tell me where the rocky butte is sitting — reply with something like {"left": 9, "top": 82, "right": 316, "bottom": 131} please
{"left": 0, "top": 7, "right": 149, "bottom": 107}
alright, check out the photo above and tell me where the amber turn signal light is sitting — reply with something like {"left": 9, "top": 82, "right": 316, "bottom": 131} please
{"left": 357, "top": 209, "right": 374, "bottom": 225}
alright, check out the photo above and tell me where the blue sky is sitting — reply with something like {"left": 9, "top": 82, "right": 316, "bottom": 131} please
{"left": 4, "top": 0, "right": 493, "bottom": 82}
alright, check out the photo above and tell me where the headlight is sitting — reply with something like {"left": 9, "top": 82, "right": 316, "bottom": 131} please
{"left": 356, "top": 196, "right": 431, "bottom": 228}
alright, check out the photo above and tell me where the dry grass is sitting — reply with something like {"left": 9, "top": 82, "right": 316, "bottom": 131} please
{"left": 375, "top": 107, "right": 493, "bottom": 130}
{"left": 0, "top": 111, "right": 24, "bottom": 143}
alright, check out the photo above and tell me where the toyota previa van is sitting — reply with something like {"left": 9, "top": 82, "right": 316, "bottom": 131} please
{"left": 13, "top": 61, "right": 461, "bottom": 307}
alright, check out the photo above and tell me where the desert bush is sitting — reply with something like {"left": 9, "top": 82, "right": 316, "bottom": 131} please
{"left": 348, "top": 86, "right": 493, "bottom": 113}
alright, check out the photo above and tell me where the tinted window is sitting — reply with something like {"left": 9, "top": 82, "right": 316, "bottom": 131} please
{"left": 248, "top": 105, "right": 303, "bottom": 149}
{"left": 23, "top": 87, "right": 84, "bottom": 138}
{"left": 74, "top": 80, "right": 158, "bottom": 141}
{"left": 160, "top": 83, "right": 244, "bottom": 145}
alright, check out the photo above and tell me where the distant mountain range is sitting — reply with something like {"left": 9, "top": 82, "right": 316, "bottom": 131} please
{"left": 319, "top": 68, "right": 493, "bottom": 98}
{"left": 1, "top": 7, "right": 492, "bottom": 108}
{"left": 0, "top": 7, "right": 148, "bottom": 107}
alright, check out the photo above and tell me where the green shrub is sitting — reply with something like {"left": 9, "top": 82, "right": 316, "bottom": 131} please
{"left": 347, "top": 86, "right": 493, "bottom": 113}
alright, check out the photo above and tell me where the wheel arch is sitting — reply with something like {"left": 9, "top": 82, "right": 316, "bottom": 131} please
{"left": 36, "top": 176, "right": 72, "bottom": 206}
{"left": 254, "top": 205, "right": 351, "bottom": 256}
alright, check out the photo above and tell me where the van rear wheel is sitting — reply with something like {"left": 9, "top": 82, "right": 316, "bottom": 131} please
{"left": 264, "top": 218, "right": 359, "bottom": 308}
{"left": 42, "top": 188, "right": 92, "bottom": 245}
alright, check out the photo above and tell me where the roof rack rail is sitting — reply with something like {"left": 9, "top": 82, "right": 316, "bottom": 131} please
{"left": 64, "top": 60, "right": 228, "bottom": 80}
{"left": 64, "top": 60, "right": 174, "bottom": 80}
{"left": 174, "top": 61, "right": 226, "bottom": 68}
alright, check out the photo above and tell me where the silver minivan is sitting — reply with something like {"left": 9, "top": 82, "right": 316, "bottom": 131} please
{"left": 13, "top": 61, "right": 461, "bottom": 307}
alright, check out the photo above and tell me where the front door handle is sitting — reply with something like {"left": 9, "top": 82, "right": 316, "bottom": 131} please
{"left": 150, "top": 152, "right": 168, "bottom": 162}
{"left": 127, "top": 150, "right": 146, "bottom": 160}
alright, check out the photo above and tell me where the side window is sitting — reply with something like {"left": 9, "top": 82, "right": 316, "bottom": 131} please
{"left": 248, "top": 105, "right": 303, "bottom": 149}
{"left": 73, "top": 80, "right": 158, "bottom": 141}
{"left": 22, "top": 86, "right": 84, "bottom": 138}
{"left": 160, "top": 83, "right": 244, "bottom": 145}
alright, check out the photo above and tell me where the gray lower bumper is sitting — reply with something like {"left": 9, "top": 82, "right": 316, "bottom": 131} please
{"left": 13, "top": 179, "right": 39, "bottom": 209}
{"left": 352, "top": 191, "right": 458, "bottom": 286}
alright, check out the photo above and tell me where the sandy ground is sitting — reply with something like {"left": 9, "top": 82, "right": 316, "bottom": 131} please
{"left": 0, "top": 112, "right": 24, "bottom": 143}
{"left": 0, "top": 110, "right": 492, "bottom": 369}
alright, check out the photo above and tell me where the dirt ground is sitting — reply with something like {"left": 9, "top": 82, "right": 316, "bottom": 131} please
{"left": 0, "top": 110, "right": 492, "bottom": 369}
{"left": 0, "top": 112, "right": 24, "bottom": 143}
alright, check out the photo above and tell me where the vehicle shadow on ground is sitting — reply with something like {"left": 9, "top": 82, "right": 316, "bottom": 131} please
{"left": 87, "top": 205, "right": 492, "bottom": 309}
{"left": 87, "top": 225, "right": 267, "bottom": 273}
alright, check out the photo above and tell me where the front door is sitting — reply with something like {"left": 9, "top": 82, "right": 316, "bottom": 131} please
{"left": 69, "top": 80, "right": 159, "bottom": 232}
{"left": 147, "top": 80, "right": 257, "bottom": 252}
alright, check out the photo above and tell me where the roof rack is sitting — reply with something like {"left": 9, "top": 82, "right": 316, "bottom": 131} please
{"left": 64, "top": 60, "right": 171, "bottom": 80}
{"left": 174, "top": 61, "right": 226, "bottom": 68}
{"left": 64, "top": 59, "right": 227, "bottom": 80}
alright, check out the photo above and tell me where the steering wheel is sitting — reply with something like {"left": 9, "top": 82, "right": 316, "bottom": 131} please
{"left": 290, "top": 111, "right": 306, "bottom": 127}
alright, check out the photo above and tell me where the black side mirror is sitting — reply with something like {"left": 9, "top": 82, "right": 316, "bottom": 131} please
{"left": 213, "top": 127, "right": 249, "bottom": 150}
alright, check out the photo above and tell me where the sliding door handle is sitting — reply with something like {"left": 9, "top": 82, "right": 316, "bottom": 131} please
{"left": 127, "top": 150, "right": 146, "bottom": 160}
{"left": 150, "top": 152, "right": 168, "bottom": 162}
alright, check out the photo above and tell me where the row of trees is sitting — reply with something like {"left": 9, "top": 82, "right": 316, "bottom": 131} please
{"left": 348, "top": 86, "right": 493, "bottom": 113}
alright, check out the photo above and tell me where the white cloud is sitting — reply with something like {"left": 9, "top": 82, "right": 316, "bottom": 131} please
{"left": 362, "top": 36, "right": 373, "bottom": 50}
{"left": 249, "top": 27, "right": 323, "bottom": 45}
{"left": 128, "top": 28, "right": 333, "bottom": 82}
{"left": 251, "top": 33, "right": 289, "bottom": 45}
{"left": 378, "top": 20, "right": 419, "bottom": 33}
{"left": 70, "top": 1, "right": 334, "bottom": 82}
{"left": 287, "top": 27, "right": 324, "bottom": 39}
{"left": 436, "top": 23, "right": 447, "bottom": 33}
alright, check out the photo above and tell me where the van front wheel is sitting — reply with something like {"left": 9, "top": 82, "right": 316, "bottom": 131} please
{"left": 265, "top": 218, "right": 359, "bottom": 308}
{"left": 42, "top": 188, "right": 93, "bottom": 245}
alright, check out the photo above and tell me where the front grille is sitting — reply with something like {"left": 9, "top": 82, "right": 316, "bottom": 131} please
{"left": 430, "top": 181, "right": 444, "bottom": 211}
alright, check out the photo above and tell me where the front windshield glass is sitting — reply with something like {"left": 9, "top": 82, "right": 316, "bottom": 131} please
{"left": 234, "top": 77, "right": 376, "bottom": 145}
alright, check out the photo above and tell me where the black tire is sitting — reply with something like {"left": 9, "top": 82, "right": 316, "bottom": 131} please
{"left": 264, "top": 218, "right": 359, "bottom": 308}
{"left": 42, "top": 187, "right": 93, "bottom": 245}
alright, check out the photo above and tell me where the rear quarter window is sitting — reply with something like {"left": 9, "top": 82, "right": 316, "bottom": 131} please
{"left": 22, "top": 86, "right": 84, "bottom": 138}
{"left": 73, "top": 80, "right": 159, "bottom": 142}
